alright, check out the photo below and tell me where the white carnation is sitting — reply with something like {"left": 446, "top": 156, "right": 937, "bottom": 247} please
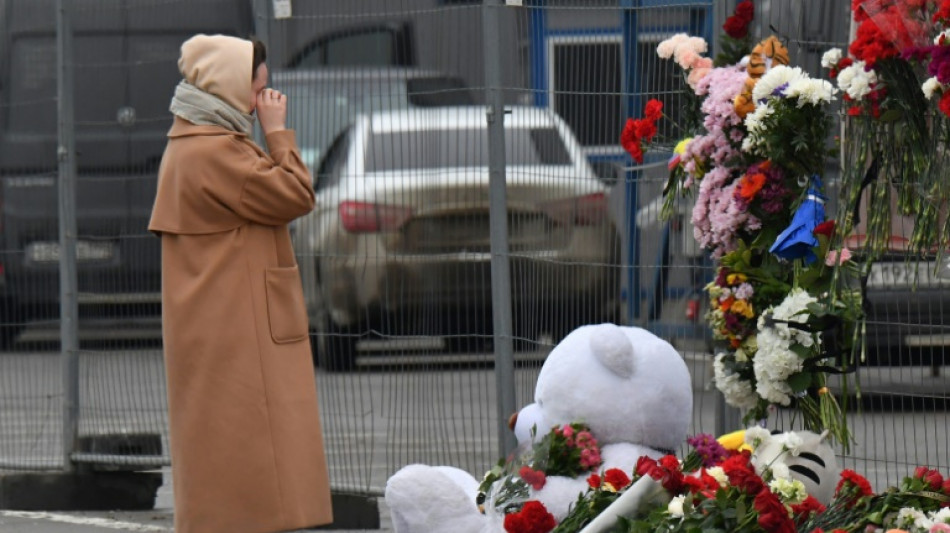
{"left": 744, "top": 426, "right": 772, "bottom": 449}
{"left": 923, "top": 77, "right": 942, "bottom": 100}
{"left": 781, "top": 432, "right": 804, "bottom": 456}
{"left": 753, "top": 65, "right": 806, "bottom": 102}
{"left": 821, "top": 48, "right": 842, "bottom": 69}
{"left": 931, "top": 508, "right": 950, "bottom": 524}
{"left": 895, "top": 507, "right": 932, "bottom": 531}
{"left": 769, "top": 477, "right": 807, "bottom": 504}
{"left": 770, "top": 462, "right": 791, "bottom": 482}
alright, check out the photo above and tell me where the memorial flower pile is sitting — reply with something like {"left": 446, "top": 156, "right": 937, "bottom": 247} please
{"left": 647, "top": 7, "right": 862, "bottom": 447}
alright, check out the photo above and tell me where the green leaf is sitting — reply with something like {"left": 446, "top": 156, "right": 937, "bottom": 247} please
{"left": 787, "top": 371, "right": 813, "bottom": 393}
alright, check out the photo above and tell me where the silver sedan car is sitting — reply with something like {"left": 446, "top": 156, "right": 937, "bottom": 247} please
{"left": 295, "top": 106, "right": 621, "bottom": 370}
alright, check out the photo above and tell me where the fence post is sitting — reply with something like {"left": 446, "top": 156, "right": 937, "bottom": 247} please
{"left": 482, "top": 0, "right": 518, "bottom": 458}
{"left": 56, "top": 0, "right": 80, "bottom": 473}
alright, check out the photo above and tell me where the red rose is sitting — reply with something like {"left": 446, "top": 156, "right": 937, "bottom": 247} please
{"left": 587, "top": 473, "right": 601, "bottom": 489}
{"left": 942, "top": 477, "right": 950, "bottom": 494}
{"left": 503, "top": 500, "right": 556, "bottom": 533}
{"left": 754, "top": 489, "right": 796, "bottom": 533}
{"left": 519, "top": 466, "right": 547, "bottom": 491}
{"left": 915, "top": 467, "right": 944, "bottom": 491}
{"left": 734, "top": 0, "right": 754, "bottom": 22}
{"left": 603, "top": 468, "right": 631, "bottom": 491}
{"left": 644, "top": 99, "right": 663, "bottom": 121}
{"left": 723, "top": 15, "right": 749, "bottom": 39}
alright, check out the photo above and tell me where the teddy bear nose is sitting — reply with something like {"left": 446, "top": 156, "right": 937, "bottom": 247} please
{"left": 507, "top": 411, "right": 518, "bottom": 431}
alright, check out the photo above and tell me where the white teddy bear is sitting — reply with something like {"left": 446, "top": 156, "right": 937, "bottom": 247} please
{"left": 385, "top": 323, "right": 694, "bottom": 533}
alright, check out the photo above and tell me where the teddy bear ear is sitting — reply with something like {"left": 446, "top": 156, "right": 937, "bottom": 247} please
{"left": 589, "top": 323, "right": 635, "bottom": 378}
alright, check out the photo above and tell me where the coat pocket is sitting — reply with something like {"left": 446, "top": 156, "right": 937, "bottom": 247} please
{"left": 264, "top": 266, "right": 309, "bottom": 344}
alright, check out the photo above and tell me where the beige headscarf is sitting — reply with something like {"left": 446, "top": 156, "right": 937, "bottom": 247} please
{"left": 170, "top": 34, "right": 256, "bottom": 134}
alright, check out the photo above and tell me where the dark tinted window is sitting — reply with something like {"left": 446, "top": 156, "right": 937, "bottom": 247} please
{"left": 316, "top": 129, "right": 351, "bottom": 191}
{"left": 365, "top": 127, "right": 572, "bottom": 171}
{"left": 552, "top": 41, "right": 622, "bottom": 147}
{"left": 289, "top": 25, "right": 415, "bottom": 68}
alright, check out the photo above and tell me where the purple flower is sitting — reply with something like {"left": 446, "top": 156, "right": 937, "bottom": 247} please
{"left": 687, "top": 433, "right": 730, "bottom": 468}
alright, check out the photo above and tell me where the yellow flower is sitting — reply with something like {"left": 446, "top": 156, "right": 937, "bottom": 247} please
{"left": 730, "top": 299, "right": 755, "bottom": 319}
{"left": 726, "top": 273, "right": 748, "bottom": 285}
{"left": 673, "top": 137, "right": 692, "bottom": 155}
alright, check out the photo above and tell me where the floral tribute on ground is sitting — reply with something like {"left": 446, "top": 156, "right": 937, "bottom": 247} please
{"left": 632, "top": 9, "right": 862, "bottom": 447}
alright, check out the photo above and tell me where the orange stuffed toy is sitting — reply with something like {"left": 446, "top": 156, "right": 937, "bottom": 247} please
{"left": 734, "top": 35, "right": 790, "bottom": 118}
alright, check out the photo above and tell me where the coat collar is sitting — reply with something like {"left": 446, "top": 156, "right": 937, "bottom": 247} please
{"left": 167, "top": 116, "right": 249, "bottom": 139}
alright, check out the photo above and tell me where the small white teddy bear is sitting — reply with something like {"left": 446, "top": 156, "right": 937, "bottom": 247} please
{"left": 385, "top": 323, "right": 694, "bottom": 533}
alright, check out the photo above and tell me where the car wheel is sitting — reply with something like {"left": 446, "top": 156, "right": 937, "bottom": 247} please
{"left": 313, "top": 319, "right": 358, "bottom": 372}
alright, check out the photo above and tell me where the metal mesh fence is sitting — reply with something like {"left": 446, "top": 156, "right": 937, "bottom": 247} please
{"left": 0, "top": 0, "right": 946, "bottom": 503}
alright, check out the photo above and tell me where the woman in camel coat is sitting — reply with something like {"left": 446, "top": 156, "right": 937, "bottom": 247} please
{"left": 148, "top": 34, "right": 332, "bottom": 532}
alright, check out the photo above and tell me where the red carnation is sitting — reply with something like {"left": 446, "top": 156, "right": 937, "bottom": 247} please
{"left": 603, "top": 468, "right": 631, "bottom": 491}
{"left": 754, "top": 489, "right": 796, "bottom": 533}
{"left": 792, "top": 495, "right": 827, "bottom": 520}
{"left": 503, "top": 500, "right": 556, "bottom": 533}
{"left": 644, "top": 99, "right": 663, "bottom": 121}
{"left": 835, "top": 469, "right": 873, "bottom": 505}
{"left": 519, "top": 466, "right": 547, "bottom": 491}
{"left": 940, "top": 91, "right": 950, "bottom": 118}
{"left": 721, "top": 454, "right": 765, "bottom": 495}
{"left": 587, "top": 473, "right": 601, "bottom": 489}
{"left": 633, "top": 118, "right": 657, "bottom": 141}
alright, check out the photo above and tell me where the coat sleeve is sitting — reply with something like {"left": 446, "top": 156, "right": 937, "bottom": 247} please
{"left": 232, "top": 130, "right": 316, "bottom": 226}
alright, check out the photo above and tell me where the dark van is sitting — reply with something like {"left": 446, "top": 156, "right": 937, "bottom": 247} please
{"left": 0, "top": 0, "right": 254, "bottom": 347}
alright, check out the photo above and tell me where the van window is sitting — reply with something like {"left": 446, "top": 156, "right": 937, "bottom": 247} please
{"left": 365, "top": 127, "right": 572, "bottom": 171}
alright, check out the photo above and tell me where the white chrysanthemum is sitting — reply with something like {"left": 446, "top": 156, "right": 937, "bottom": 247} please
{"left": 923, "top": 77, "right": 943, "bottom": 100}
{"left": 744, "top": 426, "right": 772, "bottom": 449}
{"left": 753, "top": 65, "right": 806, "bottom": 102}
{"left": 769, "top": 478, "right": 807, "bottom": 504}
{"left": 932, "top": 508, "right": 950, "bottom": 524}
{"left": 744, "top": 101, "right": 774, "bottom": 133}
{"left": 821, "top": 48, "right": 842, "bottom": 69}
{"left": 713, "top": 353, "right": 760, "bottom": 410}
{"left": 706, "top": 467, "right": 729, "bottom": 488}
{"left": 895, "top": 507, "right": 932, "bottom": 531}
{"left": 667, "top": 495, "right": 686, "bottom": 517}
{"left": 786, "top": 77, "right": 837, "bottom": 107}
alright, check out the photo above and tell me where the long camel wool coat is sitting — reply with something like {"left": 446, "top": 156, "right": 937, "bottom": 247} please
{"left": 148, "top": 35, "right": 331, "bottom": 533}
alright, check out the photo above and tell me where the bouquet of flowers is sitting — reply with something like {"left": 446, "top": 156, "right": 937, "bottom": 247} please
{"left": 648, "top": 8, "right": 863, "bottom": 449}
{"left": 825, "top": 0, "right": 950, "bottom": 260}
{"left": 477, "top": 422, "right": 603, "bottom": 524}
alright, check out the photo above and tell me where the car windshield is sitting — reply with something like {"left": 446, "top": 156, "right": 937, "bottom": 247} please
{"left": 279, "top": 78, "right": 410, "bottom": 169}
{"left": 276, "top": 75, "right": 473, "bottom": 170}
{"left": 365, "top": 127, "right": 572, "bottom": 171}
